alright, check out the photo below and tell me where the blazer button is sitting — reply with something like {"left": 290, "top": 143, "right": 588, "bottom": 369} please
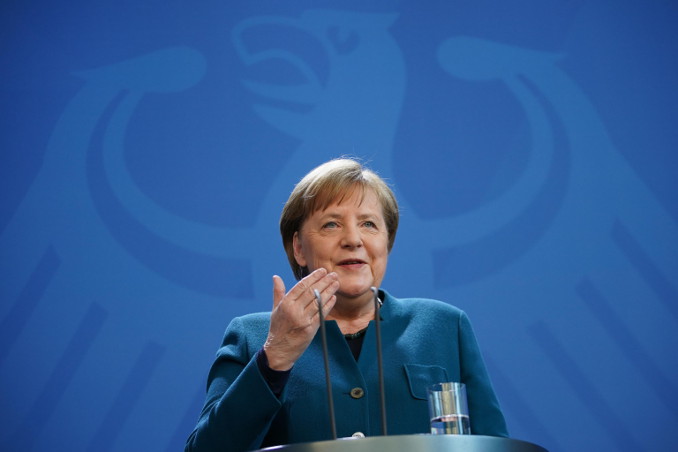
{"left": 350, "top": 387, "right": 365, "bottom": 399}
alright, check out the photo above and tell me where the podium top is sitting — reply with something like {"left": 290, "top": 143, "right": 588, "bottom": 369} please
{"left": 257, "top": 434, "right": 547, "bottom": 452}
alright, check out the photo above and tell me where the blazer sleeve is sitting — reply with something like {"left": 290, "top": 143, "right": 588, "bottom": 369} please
{"left": 185, "top": 316, "right": 282, "bottom": 452}
{"left": 458, "top": 311, "right": 509, "bottom": 437}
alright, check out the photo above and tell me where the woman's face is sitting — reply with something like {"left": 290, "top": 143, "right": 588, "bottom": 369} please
{"left": 293, "top": 188, "right": 389, "bottom": 306}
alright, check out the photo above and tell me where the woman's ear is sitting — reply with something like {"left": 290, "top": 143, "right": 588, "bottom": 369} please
{"left": 292, "top": 231, "right": 307, "bottom": 267}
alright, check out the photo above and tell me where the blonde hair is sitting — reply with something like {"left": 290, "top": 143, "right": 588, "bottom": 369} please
{"left": 280, "top": 158, "right": 399, "bottom": 279}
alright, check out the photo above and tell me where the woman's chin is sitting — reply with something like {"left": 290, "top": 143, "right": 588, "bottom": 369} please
{"left": 336, "top": 285, "right": 375, "bottom": 303}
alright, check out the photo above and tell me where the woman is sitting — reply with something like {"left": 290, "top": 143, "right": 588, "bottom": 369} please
{"left": 186, "top": 159, "right": 508, "bottom": 451}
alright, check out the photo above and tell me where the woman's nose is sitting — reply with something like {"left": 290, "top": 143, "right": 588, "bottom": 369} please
{"left": 341, "top": 225, "right": 363, "bottom": 248}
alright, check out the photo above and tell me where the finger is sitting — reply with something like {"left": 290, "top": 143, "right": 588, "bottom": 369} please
{"left": 302, "top": 273, "right": 339, "bottom": 310}
{"left": 288, "top": 268, "right": 327, "bottom": 300}
{"left": 309, "top": 279, "right": 340, "bottom": 316}
{"left": 309, "top": 292, "right": 338, "bottom": 322}
{"left": 272, "top": 275, "right": 286, "bottom": 310}
{"left": 320, "top": 278, "right": 340, "bottom": 300}
{"left": 322, "top": 294, "right": 337, "bottom": 318}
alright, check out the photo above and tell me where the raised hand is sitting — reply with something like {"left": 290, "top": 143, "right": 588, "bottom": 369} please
{"left": 263, "top": 268, "right": 339, "bottom": 370}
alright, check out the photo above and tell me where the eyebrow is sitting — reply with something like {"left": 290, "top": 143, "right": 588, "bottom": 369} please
{"left": 319, "top": 212, "right": 379, "bottom": 221}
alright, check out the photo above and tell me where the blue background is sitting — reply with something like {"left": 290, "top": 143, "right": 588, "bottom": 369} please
{"left": 1, "top": 1, "right": 677, "bottom": 451}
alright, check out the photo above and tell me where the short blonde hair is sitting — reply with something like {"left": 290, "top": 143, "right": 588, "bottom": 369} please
{"left": 280, "top": 158, "right": 399, "bottom": 280}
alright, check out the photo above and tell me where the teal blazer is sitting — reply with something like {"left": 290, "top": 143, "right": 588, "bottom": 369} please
{"left": 186, "top": 290, "right": 508, "bottom": 451}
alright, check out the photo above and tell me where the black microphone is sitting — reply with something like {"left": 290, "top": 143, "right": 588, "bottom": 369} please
{"left": 314, "top": 289, "right": 337, "bottom": 440}
{"left": 371, "top": 286, "right": 388, "bottom": 436}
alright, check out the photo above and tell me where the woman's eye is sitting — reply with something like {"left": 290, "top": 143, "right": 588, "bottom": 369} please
{"left": 322, "top": 221, "right": 338, "bottom": 229}
{"left": 363, "top": 221, "right": 376, "bottom": 228}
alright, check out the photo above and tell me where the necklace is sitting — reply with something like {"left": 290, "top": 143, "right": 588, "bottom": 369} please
{"left": 344, "top": 326, "right": 369, "bottom": 340}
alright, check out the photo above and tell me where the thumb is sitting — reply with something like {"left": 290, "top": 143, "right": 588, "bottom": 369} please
{"left": 272, "top": 275, "right": 286, "bottom": 310}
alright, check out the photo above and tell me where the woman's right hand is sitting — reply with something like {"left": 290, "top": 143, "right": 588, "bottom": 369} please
{"left": 263, "top": 268, "right": 339, "bottom": 371}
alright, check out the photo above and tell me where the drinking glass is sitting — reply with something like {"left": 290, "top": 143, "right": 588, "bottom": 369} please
{"left": 427, "top": 382, "right": 471, "bottom": 435}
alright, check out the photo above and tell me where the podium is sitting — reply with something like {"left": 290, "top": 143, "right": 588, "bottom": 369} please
{"left": 257, "top": 434, "right": 547, "bottom": 452}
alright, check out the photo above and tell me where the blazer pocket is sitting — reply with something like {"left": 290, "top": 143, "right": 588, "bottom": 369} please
{"left": 403, "top": 364, "right": 450, "bottom": 400}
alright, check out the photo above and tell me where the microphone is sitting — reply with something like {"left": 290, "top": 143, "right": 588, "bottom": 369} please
{"left": 314, "top": 289, "right": 337, "bottom": 440}
{"left": 371, "top": 286, "right": 388, "bottom": 436}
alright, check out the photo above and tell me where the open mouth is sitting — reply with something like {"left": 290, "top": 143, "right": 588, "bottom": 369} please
{"left": 338, "top": 259, "right": 366, "bottom": 267}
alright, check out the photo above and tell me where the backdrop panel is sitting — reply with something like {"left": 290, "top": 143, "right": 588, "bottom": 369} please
{"left": 1, "top": 1, "right": 677, "bottom": 451}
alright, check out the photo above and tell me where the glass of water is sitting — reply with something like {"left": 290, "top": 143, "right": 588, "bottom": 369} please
{"left": 427, "top": 382, "right": 471, "bottom": 435}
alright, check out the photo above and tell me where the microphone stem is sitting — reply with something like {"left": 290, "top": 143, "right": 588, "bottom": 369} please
{"left": 372, "top": 287, "right": 388, "bottom": 436}
{"left": 315, "top": 290, "right": 337, "bottom": 440}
